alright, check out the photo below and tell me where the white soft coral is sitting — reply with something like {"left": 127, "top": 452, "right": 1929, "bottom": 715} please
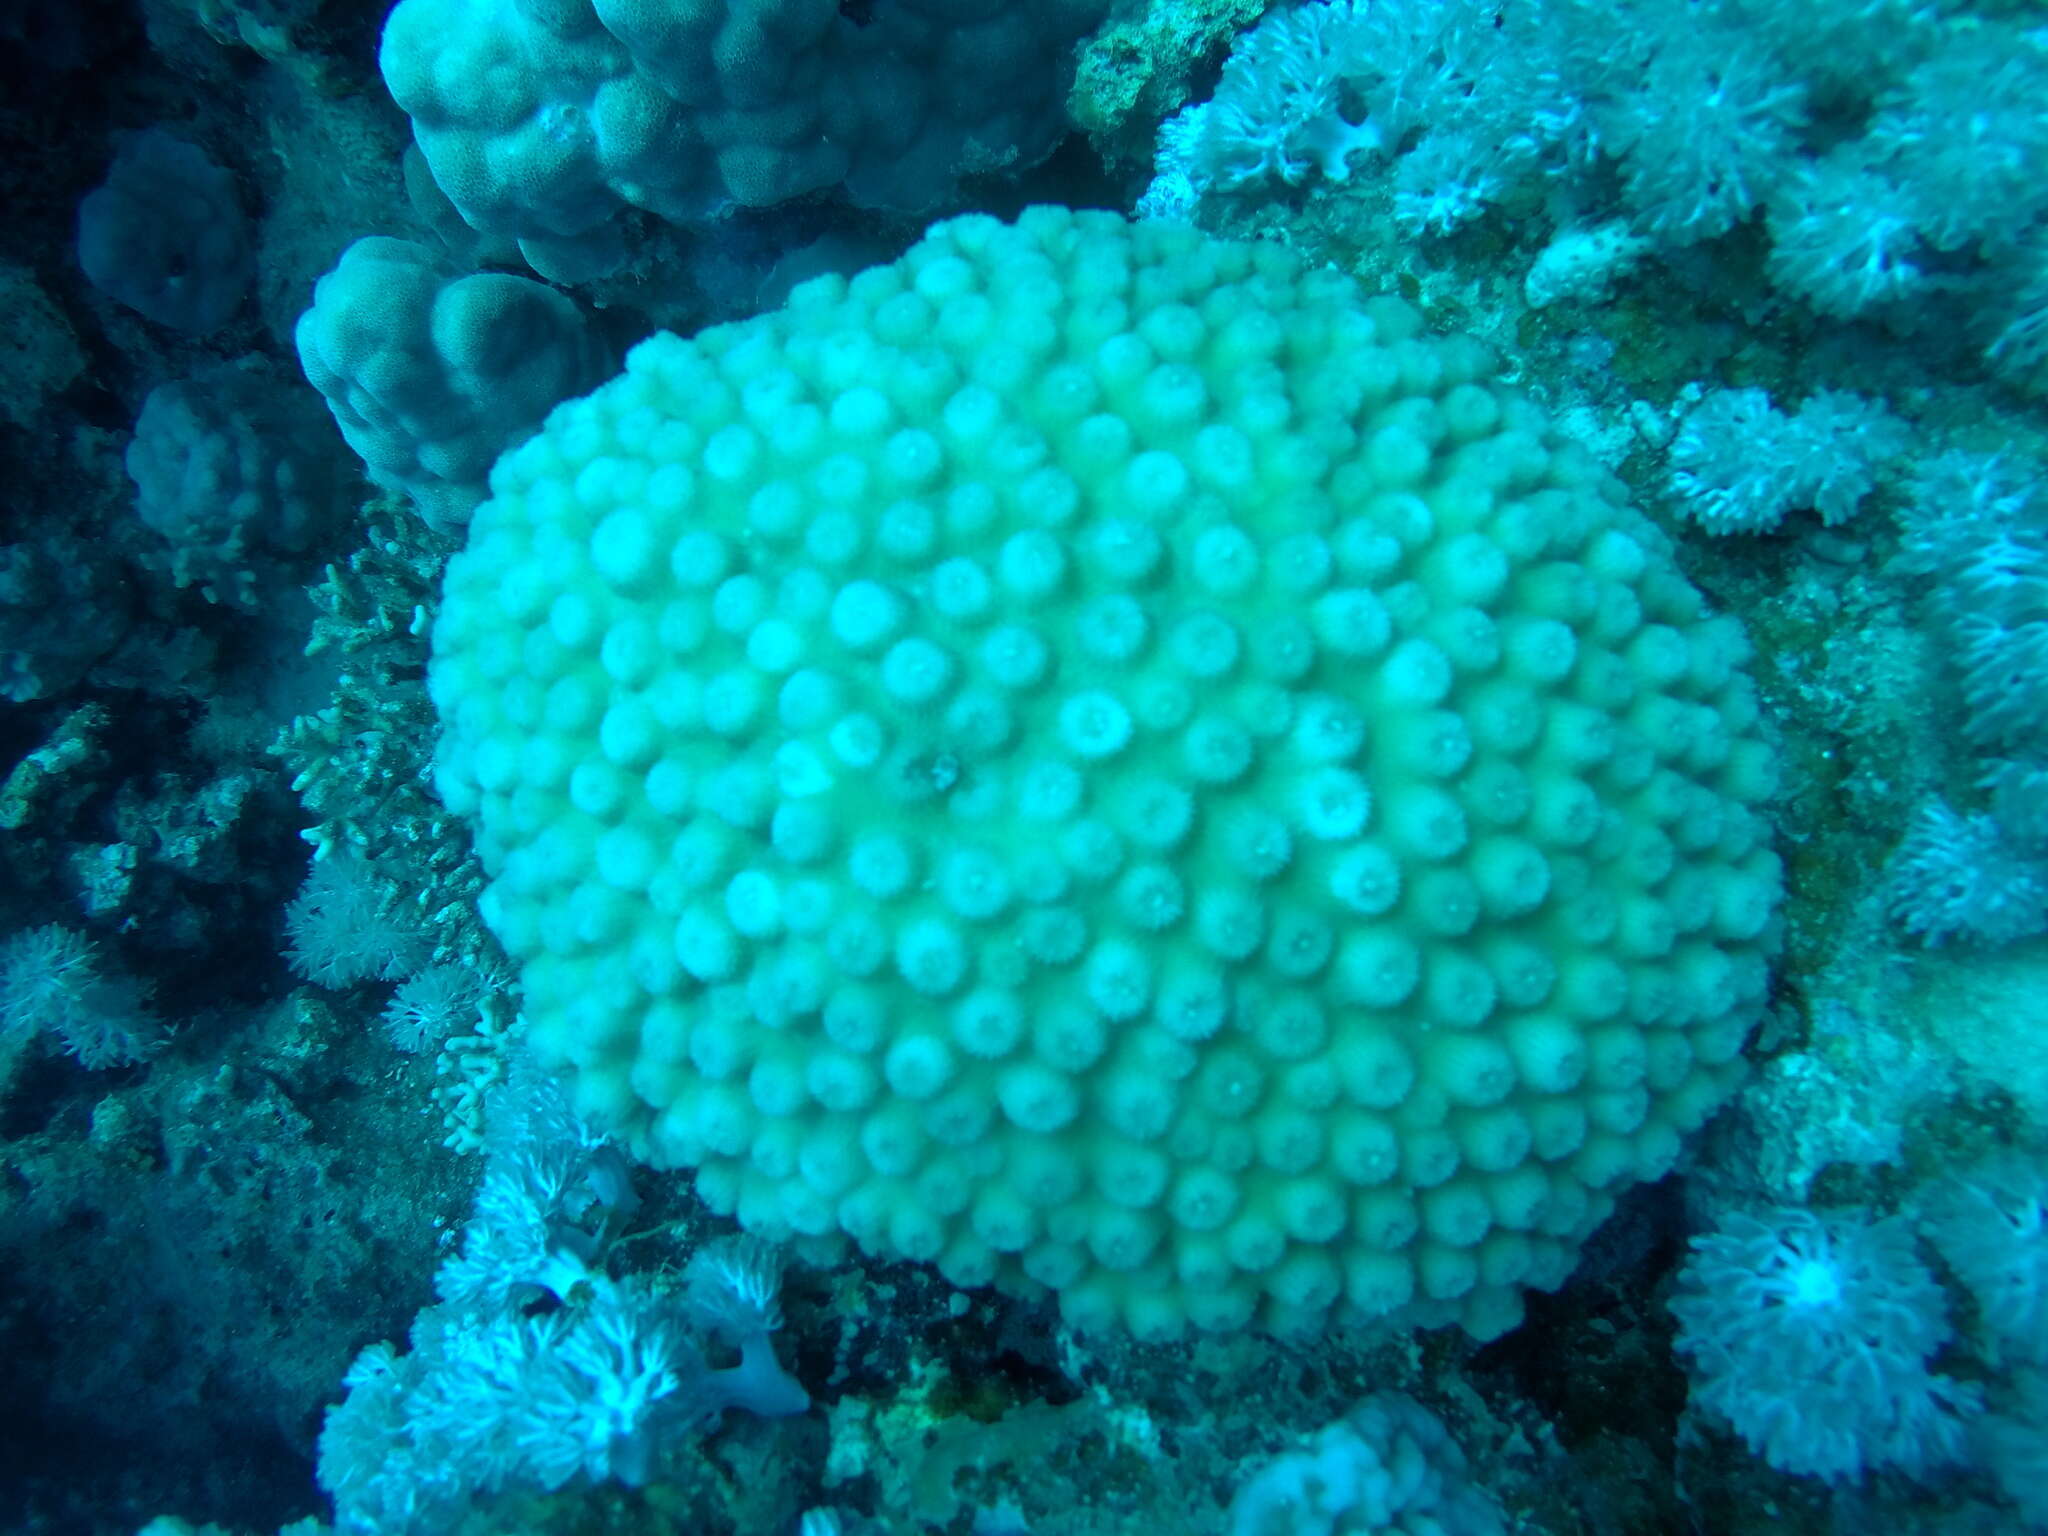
{"left": 1923, "top": 1151, "right": 2048, "bottom": 1362}
{"left": 1672, "top": 1207, "right": 1980, "bottom": 1481}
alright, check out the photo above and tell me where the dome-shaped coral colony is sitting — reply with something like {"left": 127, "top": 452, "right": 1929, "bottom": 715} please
{"left": 429, "top": 208, "right": 1782, "bottom": 1341}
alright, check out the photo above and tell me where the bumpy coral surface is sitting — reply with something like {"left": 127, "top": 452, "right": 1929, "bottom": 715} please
{"left": 380, "top": 0, "right": 1111, "bottom": 280}
{"left": 430, "top": 208, "right": 1782, "bottom": 1340}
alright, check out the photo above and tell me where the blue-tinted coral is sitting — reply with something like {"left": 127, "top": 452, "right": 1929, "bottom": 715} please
{"left": 1603, "top": 28, "right": 1804, "bottom": 243}
{"left": 1887, "top": 801, "right": 2048, "bottom": 948}
{"left": 1671, "top": 1207, "right": 1978, "bottom": 1482}
{"left": 0, "top": 925, "right": 163, "bottom": 1069}
{"left": 380, "top": 964, "right": 487, "bottom": 1055}
{"left": 1147, "top": 0, "right": 1573, "bottom": 233}
{"left": 380, "top": 0, "right": 1111, "bottom": 281}
{"left": 1922, "top": 1151, "right": 2048, "bottom": 1361}
{"left": 124, "top": 354, "right": 345, "bottom": 611}
{"left": 295, "top": 238, "right": 610, "bottom": 531}
{"left": 284, "top": 851, "right": 432, "bottom": 989}
{"left": 1896, "top": 452, "right": 2048, "bottom": 759}
{"left": 1228, "top": 1392, "right": 1507, "bottom": 1536}
{"left": 0, "top": 537, "right": 130, "bottom": 704}
{"left": 1669, "top": 389, "right": 1903, "bottom": 535}
{"left": 1153, "top": 0, "right": 2048, "bottom": 371}
{"left": 76, "top": 130, "right": 251, "bottom": 333}
{"left": 319, "top": 1067, "right": 805, "bottom": 1533}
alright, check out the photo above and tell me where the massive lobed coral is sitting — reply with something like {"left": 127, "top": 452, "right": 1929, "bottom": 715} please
{"left": 429, "top": 208, "right": 1782, "bottom": 1341}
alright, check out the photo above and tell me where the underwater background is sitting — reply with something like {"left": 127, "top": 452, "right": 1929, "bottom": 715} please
{"left": 3, "top": 1, "right": 2047, "bottom": 1533}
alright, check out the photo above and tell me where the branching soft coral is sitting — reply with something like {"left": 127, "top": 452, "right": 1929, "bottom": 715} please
{"left": 1883, "top": 450, "right": 2048, "bottom": 947}
{"left": 0, "top": 923, "right": 163, "bottom": 1069}
{"left": 1923, "top": 1151, "right": 2048, "bottom": 1363}
{"left": 1672, "top": 1207, "right": 1978, "bottom": 1482}
{"left": 1887, "top": 801, "right": 2048, "bottom": 948}
{"left": 318, "top": 1063, "right": 806, "bottom": 1534}
{"left": 1668, "top": 389, "right": 1903, "bottom": 535}
{"left": 1151, "top": 0, "right": 2048, "bottom": 368}
{"left": 284, "top": 850, "right": 430, "bottom": 988}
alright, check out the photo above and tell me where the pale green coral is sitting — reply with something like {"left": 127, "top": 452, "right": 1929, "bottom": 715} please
{"left": 430, "top": 208, "right": 1782, "bottom": 1343}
